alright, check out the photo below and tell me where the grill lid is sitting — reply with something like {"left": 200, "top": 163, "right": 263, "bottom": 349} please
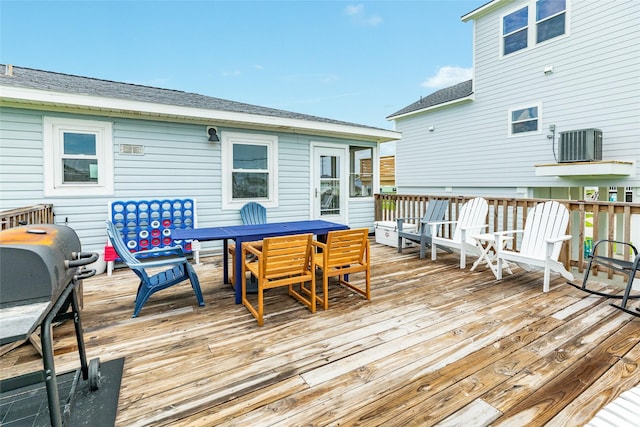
{"left": 0, "top": 224, "right": 96, "bottom": 308}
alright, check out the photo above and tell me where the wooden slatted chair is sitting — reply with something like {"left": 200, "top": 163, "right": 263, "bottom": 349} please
{"left": 309, "top": 228, "right": 370, "bottom": 310}
{"left": 494, "top": 201, "right": 573, "bottom": 292}
{"left": 242, "top": 233, "right": 315, "bottom": 326}
{"left": 106, "top": 221, "right": 204, "bottom": 317}
{"left": 229, "top": 202, "right": 267, "bottom": 285}
{"left": 397, "top": 199, "right": 449, "bottom": 259}
{"left": 429, "top": 197, "right": 489, "bottom": 268}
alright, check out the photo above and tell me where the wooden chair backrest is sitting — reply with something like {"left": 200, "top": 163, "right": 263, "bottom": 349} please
{"left": 520, "top": 201, "right": 569, "bottom": 260}
{"left": 260, "top": 233, "right": 313, "bottom": 279}
{"left": 324, "top": 228, "right": 369, "bottom": 268}
{"left": 452, "top": 198, "right": 488, "bottom": 244}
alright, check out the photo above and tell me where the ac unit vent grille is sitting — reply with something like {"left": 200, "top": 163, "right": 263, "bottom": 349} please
{"left": 558, "top": 129, "right": 602, "bottom": 163}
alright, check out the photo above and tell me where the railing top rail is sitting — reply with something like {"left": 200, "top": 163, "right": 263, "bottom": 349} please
{"left": 0, "top": 204, "right": 54, "bottom": 217}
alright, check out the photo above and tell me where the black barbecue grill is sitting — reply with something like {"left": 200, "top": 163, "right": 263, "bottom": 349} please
{"left": 0, "top": 224, "right": 97, "bottom": 308}
{"left": 0, "top": 224, "right": 100, "bottom": 427}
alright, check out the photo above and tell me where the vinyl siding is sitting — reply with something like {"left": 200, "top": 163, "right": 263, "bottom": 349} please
{"left": 275, "top": 133, "right": 311, "bottom": 221}
{"left": 348, "top": 198, "right": 376, "bottom": 232}
{"left": 1, "top": 106, "right": 378, "bottom": 253}
{"left": 0, "top": 109, "right": 44, "bottom": 201}
{"left": 395, "top": 0, "right": 640, "bottom": 196}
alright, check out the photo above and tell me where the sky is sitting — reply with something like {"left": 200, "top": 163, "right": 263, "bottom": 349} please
{"left": 0, "top": 0, "right": 481, "bottom": 155}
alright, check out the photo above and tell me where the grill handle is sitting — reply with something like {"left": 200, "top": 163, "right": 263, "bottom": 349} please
{"left": 66, "top": 252, "right": 99, "bottom": 268}
{"left": 75, "top": 268, "right": 97, "bottom": 280}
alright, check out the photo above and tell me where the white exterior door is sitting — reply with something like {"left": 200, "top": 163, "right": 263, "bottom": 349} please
{"left": 312, "top": 145, "right": 347, "bottom": 224}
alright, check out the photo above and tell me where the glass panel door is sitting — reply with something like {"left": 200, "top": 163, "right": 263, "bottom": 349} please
{"left": 313, "top": 146, "right": 346, "bottom": 224}
{"left": 320, "top": 155, "right": 340, "bottom": 216}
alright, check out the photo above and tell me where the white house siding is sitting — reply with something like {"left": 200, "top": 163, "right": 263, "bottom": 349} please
{"left": 0, "top": 107, "right": 219, "bottom": 252}
{"left": 274, "top": 133, "right": 378, "bottom": 231}
{"left": 1, "top": 106, "right": 380, "bottom": 254}
{"left": 348, "top": 198, "right": 376, "bottom": 232}
{"left": 0, "top": 108, "right": 44, "bottom": 204}
{"left": 274, "top": 132, "right": 312, "bottom": 222}
{"left": 395, "top": 0, "right": 640, "bottom": 197}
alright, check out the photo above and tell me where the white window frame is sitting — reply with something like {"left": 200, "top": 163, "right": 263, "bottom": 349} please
{"left": 221, "top": 131, "right": 278, "bottom": 209}
{"left": 43, "top": 117, "right": 114, "bottom": 197}
{"left": 536, "top": 0, "right": 568, "bottom": 45}
{"left": 501, "top": 6, "right": 529, "bottom": 57}
{"left": 500, "top": 0, "right": 569, "bottom": 58}
{"left": 348, "top": 145, "right": 375, "bottom": 198}
{"left": 508, "top": 103, "right": 542, "bottom": 137}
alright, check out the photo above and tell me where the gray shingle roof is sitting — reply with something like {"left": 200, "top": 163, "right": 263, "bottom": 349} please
{"left": 0, "top": 64, "right": 387, "bottom": 132}
{"left": 387, "top": 79, "right": 473, "bottom": 119}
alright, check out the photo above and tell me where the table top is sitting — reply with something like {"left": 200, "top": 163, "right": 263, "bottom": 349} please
{"left": 173, "top": 219, "right": 348, "bottom": 242}
{"left": 472, "top": 233, "right": 513, "bottom": 241}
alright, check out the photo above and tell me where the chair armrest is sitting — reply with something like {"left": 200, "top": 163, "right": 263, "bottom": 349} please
{"left": 589, "top": 239, "right": 639, "bottom": 258}
{"left": 460, "top": 224, "right": 488, "bottom": 231}
{"left": 134, "top": 245, "right": 185, "bottom": 258}
{"left": 545, "top": 234, "right": 572, "bottom": 244}
{"left": 398, "top": 217, "right": 422, "bottom": 222}
{"left": 136, "top": 257, "right": 189, "bottom": 268}
{"left": 397, "top": 217, "right": 422, "bottom": 232}
{"left": 427, "top": 220, "right": 458, "bottom": 226}
{"left": 429, "top": 220, "right": 459, "bottom": 238}
{"left": 243, "top": 242, "right": 263, "bottom": 257}
{"left": 311, "top": 240, "right": 327, "bottom": 251}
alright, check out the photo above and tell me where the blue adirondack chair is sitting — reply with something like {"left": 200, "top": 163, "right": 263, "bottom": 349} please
{"left": 106, "top": 221, "right": 204, "bottom": 317}
{"left": 230, "top": 202, "right": 267, "bottom": 284}
{"left": 240, "top": 202, "right": 267, "bottom": 225}
{"left": 397, "top": 199, "right": 449, "bottom": 259}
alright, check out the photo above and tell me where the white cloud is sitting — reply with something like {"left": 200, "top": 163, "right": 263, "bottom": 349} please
{"left": 345, "top": 4, "right": 382, "bottom": 26}
{"left": 345, "top": 4, "right": 363, "bottom": 16}
{"left": 421, "top": 66, "right": 473, "bottom": 89}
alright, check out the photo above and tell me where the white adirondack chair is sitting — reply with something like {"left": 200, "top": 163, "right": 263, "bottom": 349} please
{"left": 494, "top": 201, "right": 574, "bottom": 292}
{"left": 429, "top": 197, "right": 489, "bottom": 268}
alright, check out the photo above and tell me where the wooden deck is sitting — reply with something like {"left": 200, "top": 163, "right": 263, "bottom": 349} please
{"left": 2, "top": 242, "right": 639, "bottom": 426}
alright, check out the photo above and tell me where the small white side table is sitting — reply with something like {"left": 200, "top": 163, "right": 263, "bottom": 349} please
{"left": 471, "top": 233, "right": 513, "bottom": 278}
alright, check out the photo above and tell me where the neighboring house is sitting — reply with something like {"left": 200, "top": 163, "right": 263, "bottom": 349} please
{"left": 387, "top": 0, "right": 639, "bottom": 203}
{"left": 0, "top": 65, "right": 400, "bottom": 255}
{"left": 380, "top": 155, "right": 396, "bottom": 192}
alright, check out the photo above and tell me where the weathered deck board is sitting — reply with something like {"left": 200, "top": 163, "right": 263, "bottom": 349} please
{"left": 1, "top": 242, "right": 638, "bottom": 426}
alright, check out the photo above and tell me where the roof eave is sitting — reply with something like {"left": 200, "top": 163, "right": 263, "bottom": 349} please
{"left": 461, "top": 0, "right": 507, "bottom": 22}
{"left": 386, "top": 96, "right": 474, "bottom": 121}
{"left": 0, "top": 85, "right": 401, "bottom": 143}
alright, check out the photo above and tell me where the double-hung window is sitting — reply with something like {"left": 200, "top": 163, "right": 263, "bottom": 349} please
{"left": 509, "top": 105, "right": 540, "bottom": 135}
{"left": 536, "top": 0, "right": 566, "bottom": 43}
{"left": 43, "top": 117, "right": 114, "bottom": 196}
{"left": 503, "top": 7, "right": 529, "bottom": 55}
{"left": 502, "top": 0, "right": 566, "bottom": 56}
{"left": 222, "top": 132, "right": 278, "bottom": 208}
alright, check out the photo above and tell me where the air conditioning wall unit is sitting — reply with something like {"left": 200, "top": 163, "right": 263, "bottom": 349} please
{"left": 558, "top": 128, "right": 603, "bottom": 163}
